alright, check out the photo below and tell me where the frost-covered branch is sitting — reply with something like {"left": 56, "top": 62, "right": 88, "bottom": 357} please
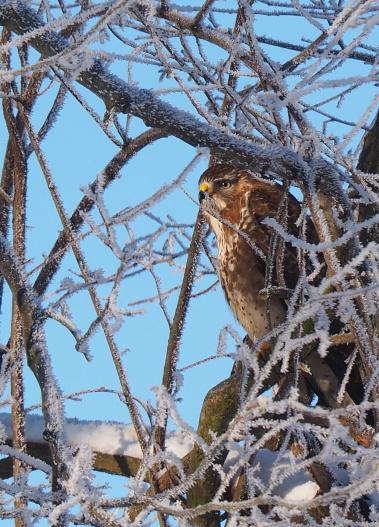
{"left": 0, "top": 0, "right": 311, "bottom": 180}
{"left": 0, "top": 233, "right": 69, "bottom": 498}
{"left": 34, "top": 128, "right": 167, "bottom": 296}
{"left": 0, "top": 0, "right": 378, "bottom": 524}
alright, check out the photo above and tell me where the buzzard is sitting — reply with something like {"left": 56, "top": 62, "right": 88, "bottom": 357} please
{"left": 198, "top": 164, "right": 367, "bottom": 415}
{"left": 198, "top": 164, "right": 302, "bottom": 344}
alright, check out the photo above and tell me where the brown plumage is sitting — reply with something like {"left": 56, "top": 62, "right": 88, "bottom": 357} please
{"left": 198, "top": 165, "right": 303, "bottom": 341}
{"left": 198, "top": 165, "right": 367, "bottom": 414}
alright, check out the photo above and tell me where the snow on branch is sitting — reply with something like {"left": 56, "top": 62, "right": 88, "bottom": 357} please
{"left": 0, "top": 412, "right": 192, "bottom": 460}
{"left": 0, "top": 0, "right": 379, "bottom": 524}
{"left": 0, "top": 0, "right": 311, "bottom": 181}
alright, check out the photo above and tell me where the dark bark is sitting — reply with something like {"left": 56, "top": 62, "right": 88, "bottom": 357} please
{"left": 356, "top": 110, "right": 379, "bottom": 248}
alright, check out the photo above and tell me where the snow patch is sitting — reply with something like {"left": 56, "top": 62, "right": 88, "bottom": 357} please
{"left": 284, "top": 480, "right": 320, "bottom": 502}
{"left": 0, "top": 414, "right": 193, "bottom": 458}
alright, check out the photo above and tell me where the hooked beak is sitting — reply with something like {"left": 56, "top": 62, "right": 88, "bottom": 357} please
{"left": 199, "top": 182, "right": 209, "bottom": 203}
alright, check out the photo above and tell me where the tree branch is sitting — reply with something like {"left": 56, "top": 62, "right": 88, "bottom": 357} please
{"left": 0, "top": 0, "right": 309, "bottom": 181}
{"left": 33, "top": 128, "right": 167, "bottom": 296}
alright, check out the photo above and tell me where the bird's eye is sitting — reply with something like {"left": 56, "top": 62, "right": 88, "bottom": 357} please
{"left": 220, "top": 180, "right": 231, "bottom": 189}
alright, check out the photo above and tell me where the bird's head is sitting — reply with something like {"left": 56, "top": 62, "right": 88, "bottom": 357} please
{"left": 198, "top": 166, "right": 249, "bottom": 211}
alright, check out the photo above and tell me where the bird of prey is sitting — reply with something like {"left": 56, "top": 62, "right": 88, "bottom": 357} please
{"left": 198, "top": 164, "right": 367, "bottom": 413}
{"left": 198, "top": 164, "right": 302, "bottom": 345}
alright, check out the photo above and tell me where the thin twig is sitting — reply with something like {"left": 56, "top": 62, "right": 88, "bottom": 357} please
{"left": 154, "top": 212, "right": 206, "bottom": 450}
{"left": 33, "top": 128, "right": 167, "bottom": 296}
{"left": 20, "top": 106, "right": 170, "bottom": 527}
{"left": 191, "top": 0, "right": 214, "bottom": 27}
{"left": 19, "top": 102, "right": 148, "bottom": 441}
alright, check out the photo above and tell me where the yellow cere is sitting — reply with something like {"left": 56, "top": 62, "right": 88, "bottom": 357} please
{"left": 199, "top": 182, "right": 209, "bottom": 192}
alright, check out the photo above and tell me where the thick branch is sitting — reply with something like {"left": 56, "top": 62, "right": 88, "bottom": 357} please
{"left": 357, "top": 110, "right": 379, "bottom": 174}
{"left": 356, "top": 110, "right": 379, "bottom": 248}
{"left": 0, "top": 440, "right": 141, "bottom": 479}
{"left": 0, "top": 0, "right": 308, "bottom": 181}
{"left": 0, "top": 234, "right": 68, "bottom": 483}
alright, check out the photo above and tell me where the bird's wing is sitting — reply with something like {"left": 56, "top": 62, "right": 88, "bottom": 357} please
{"left": 247, "top": 183, "right": 301, "bottom": 292}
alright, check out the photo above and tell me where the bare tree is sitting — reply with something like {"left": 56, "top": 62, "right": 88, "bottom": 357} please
{"left": 0, "top": 0, "right": 378, "bottom": 525}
